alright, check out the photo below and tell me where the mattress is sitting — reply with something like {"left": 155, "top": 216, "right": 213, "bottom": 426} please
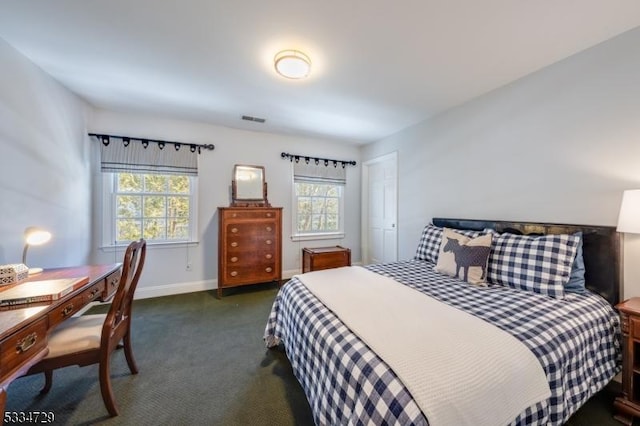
{"left": 264, "top": 260, "right": 621, "bottom": 425}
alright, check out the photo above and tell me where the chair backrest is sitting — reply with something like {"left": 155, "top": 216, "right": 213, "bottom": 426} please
{"left": 102, "top": 239, "right": 146, "bottom": 350}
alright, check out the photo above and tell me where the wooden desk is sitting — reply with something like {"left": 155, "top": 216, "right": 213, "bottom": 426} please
{"left": 0, "top": 264, "right": 121, "bottom": 419}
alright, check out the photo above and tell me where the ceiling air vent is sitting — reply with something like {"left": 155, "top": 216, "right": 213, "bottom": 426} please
{"left": 241, "top": 115, "right": 266, "bottom": 123}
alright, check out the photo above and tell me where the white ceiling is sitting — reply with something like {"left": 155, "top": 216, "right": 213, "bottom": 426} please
{"left": 1, "top": 1, "right": 639, "bottom": 144}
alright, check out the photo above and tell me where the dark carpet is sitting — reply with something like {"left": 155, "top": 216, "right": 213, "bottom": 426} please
{"left": 5, "top": 283, "right": 625, "bottom": 425}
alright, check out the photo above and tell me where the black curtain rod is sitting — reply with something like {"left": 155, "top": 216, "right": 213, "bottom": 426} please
{"left": 281, "top": 152, "right": 356, "bottom": 168}
{"left": 89, "top": 133, "right": 214, "bottom": 153}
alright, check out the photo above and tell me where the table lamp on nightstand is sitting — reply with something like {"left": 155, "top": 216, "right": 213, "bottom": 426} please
{"left": 617, "top": 190, "right": 640, "bottom": 234}
{"left": 22, "top": 226, "right": 52, "bottom": 275}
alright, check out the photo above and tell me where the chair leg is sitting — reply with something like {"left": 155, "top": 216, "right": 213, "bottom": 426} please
{"left": 39, "top": 371, "right": 53, "bottom": 394}
{"left": 123, "top": 332, "right": 138, "bottom": 375}
{"left": 99, "top": 354, "right": 119, "bottom": 417}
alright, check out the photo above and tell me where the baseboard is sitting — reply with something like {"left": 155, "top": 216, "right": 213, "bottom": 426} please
{"left": 134, "top": 279, "right": 217, "bottom": 299}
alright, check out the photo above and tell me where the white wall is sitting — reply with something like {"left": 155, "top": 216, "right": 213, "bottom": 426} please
{"left": 362, "top": 27, "right": 640, "bottom": 298}
{"left": 0, "top": 38, "right": 92, "bottom": 269}
{"left": 89, "top": 109, "right": 361, "bottom": 298}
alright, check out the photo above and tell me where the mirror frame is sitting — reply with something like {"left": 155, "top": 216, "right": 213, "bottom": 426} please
{"left": 231, "top": 164, "right": 270, "bottom": 207}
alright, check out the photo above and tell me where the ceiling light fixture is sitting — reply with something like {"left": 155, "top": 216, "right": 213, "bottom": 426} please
{"left": 274, "top": 50, "right": 311, "bottom": 79}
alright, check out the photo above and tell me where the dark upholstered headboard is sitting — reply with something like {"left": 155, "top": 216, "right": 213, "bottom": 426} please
{"left": 432, "top": 218, "right": 622, "bottom": 306}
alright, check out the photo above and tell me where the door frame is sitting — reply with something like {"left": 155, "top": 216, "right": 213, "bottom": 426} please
{"left": 361, "top": 151, "right": 398, "bottom": 265}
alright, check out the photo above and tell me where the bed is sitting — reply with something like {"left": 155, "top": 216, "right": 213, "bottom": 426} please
{"left": 264, "top": 218, "right": 622, "bottom": 425}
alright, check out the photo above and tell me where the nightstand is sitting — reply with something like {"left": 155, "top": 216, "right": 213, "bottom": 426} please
{"left": 302, "top": 246, "right": 351, "bottom": 273}
{"left": 614, "top": 297, "right": 640, "bottom": 425}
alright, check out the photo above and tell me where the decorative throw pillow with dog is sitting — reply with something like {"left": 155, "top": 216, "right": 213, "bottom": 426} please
{"left": 434, "top": 228, "right": 492, "bottom": 285}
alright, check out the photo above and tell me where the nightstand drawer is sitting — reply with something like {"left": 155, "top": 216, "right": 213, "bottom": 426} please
{"left": 631, "top": 317, "right": 640, "bottom": 341}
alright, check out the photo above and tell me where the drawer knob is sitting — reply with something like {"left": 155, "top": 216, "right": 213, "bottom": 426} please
{"left": 230, "top": 271, "right": 238, "bottom": 277}
{"left": 266, "top": 213, "right": 272, "bottom": 217}
{"left": 62, "top": 304, "right": 75, "bottom": 317}
{"left": 231, "top": 242, "right": 238, "bottom": 248}
{"left": 265, "top": 267, "right": 273, "bottom": 273}
{"left": 266, "top": 226, "right": 272, "bottom": 232}
{"left": 231, "top": 256, "right": 238, "bottom": 262}
{"left": 111, "top": 278, "right": 119, "bottom": 287}
{"left": 90, "top": 288, "right": 100, "bottom": 299}
{"left": 265, "top": 240, "right": 272, "bottom": 245}
{"left": 265, "top": 254, "right": 272, "bottom": 259}
{"left": 16, "top": 332, "right": 37, "bottom": 353}
{"left": 231, "top": 227, "right": 238, "bottom": 233}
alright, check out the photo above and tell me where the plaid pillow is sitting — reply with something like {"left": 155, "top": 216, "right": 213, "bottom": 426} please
{"left": 487, "top": 232, "right": 580, "bottom": 299}
{"left": 414, "top": 225, "right": 485, "bottom": 264}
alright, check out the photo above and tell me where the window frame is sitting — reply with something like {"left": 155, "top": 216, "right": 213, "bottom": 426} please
{"left": 291, "top": 179, "right": 345, "bottom": 242}
{"left": 101, "top": 172, "right": 199, "bottom": 248}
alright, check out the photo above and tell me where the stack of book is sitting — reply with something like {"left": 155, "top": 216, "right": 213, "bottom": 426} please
{"left": 0, "top": 276, "right": 89, "bottom": 307}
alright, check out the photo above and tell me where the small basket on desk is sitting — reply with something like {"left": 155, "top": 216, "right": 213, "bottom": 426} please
{"left": 0, "top": 263, "right": 29, "bottom": 286}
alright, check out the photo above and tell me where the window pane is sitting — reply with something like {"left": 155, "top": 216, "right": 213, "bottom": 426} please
{"left": 325, "top": 198, "right": 339, "bottom": 214}
{"left": 297, "top": 197, "right": 311, "bottom": 214}
{"left": 144, "top": 219, "right": 166, "bottom": 240}
{"left": 168, "top": 218, "right": 189, "bottom": 239}
{"left": 168, "top": 196, "right": 189, "bottom": 218}
{"left": 326, "top": 214, "right": 339, "bottom": 231}
{"left": 116, "top": 195, "right": 142, "bottom": 218}
{"left": 168, "top": 176, "right": 190, "bottom": 194}
{"left": 117, "top": 173, "right": 142, "bottom": 192}
{"left": 296, "top": 183, "right": 312, "bottom": 196}
{"left": 312, "top": 214, "right": 325, "bottom": 230}
{"left": 326, "top": 186, "right": 339, "bottom": 196}
{"left": 145, "top": 175, "right": 167, "bottom": 192}
{"left": 311, "top": 198, "right": 325, "bottom": 214}
{"left": 144, "top": 196, "right": 166, "bottom": 218}
{"left": 117, "top": 219, "right": 142, "bottom": 241}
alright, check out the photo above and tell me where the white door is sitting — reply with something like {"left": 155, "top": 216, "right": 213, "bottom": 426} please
{"left": 363, "top": 152, "right": 397, "bottom": 264}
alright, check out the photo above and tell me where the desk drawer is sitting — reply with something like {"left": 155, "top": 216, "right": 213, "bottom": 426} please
{"left": 103, "top": 271, "right": 121, "bottom": 301}
{"left": 0, "top": 317, "right": 48, "bottom": 378}
{"left": 48, "top": 282, "right": 104, "bottom": 330}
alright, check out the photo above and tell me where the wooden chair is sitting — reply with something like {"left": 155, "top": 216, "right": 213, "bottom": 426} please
{"left": 25, "top": 239, "right": 146, "bottom": 416}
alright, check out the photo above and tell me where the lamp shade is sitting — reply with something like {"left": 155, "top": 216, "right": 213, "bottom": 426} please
{"left": 617, "top": 190, "right": 640, "bottom": 233}
{"left": 24, "top": 227, "right": 51, "bottom": 246}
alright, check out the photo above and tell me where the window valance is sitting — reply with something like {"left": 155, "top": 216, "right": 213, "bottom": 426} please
{"left": 282, "top": 152, "right": 356, "bottom": 185}
{"left": 90, "top": 133, "right": 214, "bottom": 176}
{"left": 293, "top": 162, "right": 346, "bottom": 185}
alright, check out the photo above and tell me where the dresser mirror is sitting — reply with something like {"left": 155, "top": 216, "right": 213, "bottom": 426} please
{"left": 231, "top": 164, "right": 270, "bottom": 207}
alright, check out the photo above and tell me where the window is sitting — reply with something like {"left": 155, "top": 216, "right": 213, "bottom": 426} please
{"left": 102, "top": 172, "right": 197, "bottom": 246}
{"left": 293, "top": 181, "right": 344, "bottom": 240}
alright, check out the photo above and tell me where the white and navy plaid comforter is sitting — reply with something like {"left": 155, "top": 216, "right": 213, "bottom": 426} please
{"left": 264, "top": 260, "right": 621, "bottom": 425}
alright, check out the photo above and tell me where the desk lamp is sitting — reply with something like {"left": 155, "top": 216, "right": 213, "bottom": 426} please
{"left": 22, "top": 227, "right": 52, "bottom": 275}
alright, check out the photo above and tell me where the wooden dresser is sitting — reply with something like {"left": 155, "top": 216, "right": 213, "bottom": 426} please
{"left": 218, "top": 207, "right": 282, "bottom": 298}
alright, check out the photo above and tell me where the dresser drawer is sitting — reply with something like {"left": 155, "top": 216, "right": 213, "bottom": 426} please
{"left": 0, "top": 316, "right": 48, "bottom": 378}
{"left": 226, "top": 223, "right": 275, "bottom": 239}
{"left": 222, "top": 209, "right": 279, "bottom": 220}
{"left": 226, "top": 251, "right": 275, "bottom": 266}
{"left": 224, "top": 264, "right": 278, "bottom": 284}
{"left": 226, "top": 235, "right": 277, "bottom": 253}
